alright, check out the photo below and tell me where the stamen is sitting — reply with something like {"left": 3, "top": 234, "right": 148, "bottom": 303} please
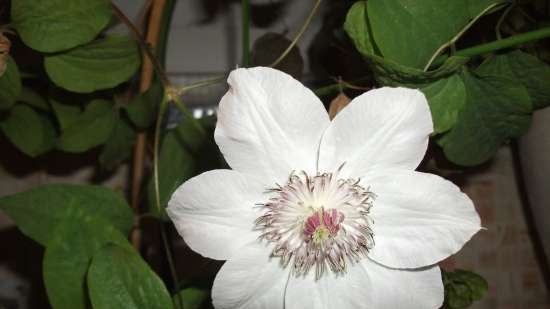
{"left": 254, "top": 170, "right": 375, "bottom": 279}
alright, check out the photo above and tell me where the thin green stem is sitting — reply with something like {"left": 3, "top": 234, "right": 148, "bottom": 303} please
{"left": 431, "top": 26, "right": 550, "bottom": 67}
{"left": 176, "top": 76, "right": 226, "bottom": 96}
{"left": 423, "top": 3, "right": 501, "bottom": 71}
{"left": 241, "top": 0, "right": 251, "bottom": 67}
{"left": 496, "top": 3, "right": 514, "bottom": 40}
{"left": 153, "top": 95, "right": 183, "bottom": 309}
{"left": 270, "top": 0, "right": 322, "bottom": 67}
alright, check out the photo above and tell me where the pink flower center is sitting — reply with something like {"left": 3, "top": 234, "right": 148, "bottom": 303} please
{"left": 303, "top": 208, "right": 344, "bottom": 244}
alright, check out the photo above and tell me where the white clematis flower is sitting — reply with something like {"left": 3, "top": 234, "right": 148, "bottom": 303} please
{"left": 167, "top": 67, "right": 481, "bottom": 309}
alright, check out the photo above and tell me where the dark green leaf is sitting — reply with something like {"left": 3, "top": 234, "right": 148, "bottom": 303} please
{"left": 477, "top": 50, "right": 550, "bottom": 109}
{"left": 344, "top": 1, "right": 375, "bottom": 57}
{"left": 421, "top": 73, "right": 466, "bottom": 134}
{"left": 45, "top": 35, "right": 141, "bottom": 93}
{"left": 18, "top": 88, "right": 50, "bottom": 111}
{"left": 250, "top": 32, "right": 304, "bottom": 80}
{"left": 446, "top": 282, "right": 472, "bottom": 309}
{"left": 58, "top": 100, "right": 117, "bottom": 153}
{"left": 50, "top": 99, "right": 82, "bottom": 130}
{"left": 174, "top": 287, "right": 209, "bottom": 309}
{"left": 99, "top": 117, "right": 136, "bottom": 170}
{"left": 88, "top": 244, "right": 173, "bottom": 309}
{"left": 439, "top": 70, "right": 532, "bottom": 166}
{"left": 0, "top": 184, "right": 133, "bottom": 245}
{"left": 0, "top": 57, "right": 22, "bottom": 110}
{"left": 11, "top": 0, "right": 111, "bottom": 52}
{"left": 453, "top": 269, "right": 488, "bottom": 300}
{"left": 0, "top": 104, "right": 56, "bottom": 157}
{"left": 124, "top": 81, "right": 163, "bottom": 129}
{"left": 43, "top": 210, "right": 132, "bottom": 309}
{"left": 443, "top": 269, "right": 489, "bottom": 309}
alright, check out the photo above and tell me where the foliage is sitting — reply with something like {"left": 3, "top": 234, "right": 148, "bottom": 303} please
{"left": 344, "top": 0, "right": 550, "bottom": 166}
{"left": 88, "top": 244, "right": 174, "bottom": 309}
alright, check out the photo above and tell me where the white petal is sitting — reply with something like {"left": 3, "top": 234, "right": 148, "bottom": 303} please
{"left": 212, "top": 242, "right": 289, "bottom": 309}
{"left": 214, "top": 67, "right": 330, "bottom": 183}
{"left": 285, "top": 261, "right": 371, "bottom": 309}
{"left": 318, "top": 87, "right": 433, "bottom": 178}
{"left": 285, "top": 259, "right": 443, "bottom": 309}
{"left": 167, "top": 169, "right": 266, "bottom": 260}
{"left": 365, "top": 260, "right": 443, "bottom": 309}
{"left": 367, "top": 170, "right": 481, "bottom": 268}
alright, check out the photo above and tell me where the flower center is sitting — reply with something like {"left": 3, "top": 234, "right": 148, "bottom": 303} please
{"left": 255, "top": 170, "right": 375, "bottom": 279}
{"left": 304, "top": 208, "right": 344, "bottom": 244}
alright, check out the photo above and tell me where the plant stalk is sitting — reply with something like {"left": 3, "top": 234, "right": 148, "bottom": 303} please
{"left": 432, "top": 26, "right": 550, "bottom": 67}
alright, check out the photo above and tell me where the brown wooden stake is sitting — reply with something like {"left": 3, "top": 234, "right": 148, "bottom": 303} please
{"left": 130, "top": 0, "right": 167, "bottom": 248}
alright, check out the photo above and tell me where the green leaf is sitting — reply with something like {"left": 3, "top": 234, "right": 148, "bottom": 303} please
{"left": 344, "top": 1, "right": 375, "bottom": 57}
{"left": 477, "top": 50, "right": 550, "bottom": 109}
{"left": 58, "top": 100, "right": 117, "bottom": 153}
{"left": 366, "top": 0, "right": 471, "bottom": 69}
{"left": 99, "top": 117, "right": 136, "bottom": 170}
{"left": 421, "top": 73, "right": 466, "bottom": 134}
{"left": 438, "top": 70, "right": 532, "bottom": 166}
{"left": 174, "top": 287, "right": 209, "bottom": 309}
{"left": 346, "top": 0, "right": 507, "bottom": 69}
{"left": 18, "top": 88, "right": 50, "bottom": 111}
{"left": 343, "top": 4, "right": 469, "bottom": 87}
{"left": 11, "top": 0, "right": 111, "bottom": 52}
{"left": 443, "top": 269, "right": 489, "bottom": 309}
{"left": 88, "top": 244, "right": 174, "bottom": 309}
{"left": 124, "top": 81, "right": 163, "bottom": 129}
{"left": 0, "top": 104, "right": 56, "bottom": 157}
{"left": 0, "top": 184, "right": 133, "bottom": 245}
{"left": 45, "top": 35, "right": 141, "bottom": 93}
{"left": 446, "top": 282, "right": 472, "bottom": 309}
{"left": 0, "top": 57, "right": 22, "bottom": 110}
{"left": 50, "top": 99, "right": 82, "bottom": 130}
{"left": 453, "top": 269, "right": 488, "bottom": 300}
{"left": 43, "top": 210, "right": 132, "bottom": 309}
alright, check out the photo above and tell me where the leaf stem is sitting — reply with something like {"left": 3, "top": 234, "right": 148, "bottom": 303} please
{"left": 431, "top": 26, "right": 550, "bottom": 67}
{"left": 270, "top": 0, "right": 322, "bottom": 67}
{"left": 241, "top": 0, "right": 251, "bottom": 67}
{"left": 423, "top": 3, "right": 501, "bottom": 71}
{"left": 176, "top": 76, "right": 226, "bottom": 96}
{"left": 153, "top": 94, "right": 184, "bottom": 309}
